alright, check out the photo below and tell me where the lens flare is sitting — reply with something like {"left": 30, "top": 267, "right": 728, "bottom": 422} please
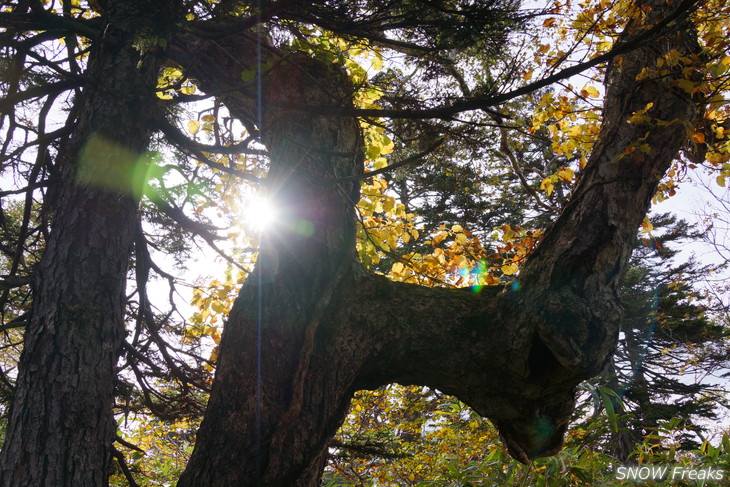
{"left": 471, "top": 259, "right": 489, "bottom": 293}
{"left": 243, "top": 194, "right": 277, "bottom": 232}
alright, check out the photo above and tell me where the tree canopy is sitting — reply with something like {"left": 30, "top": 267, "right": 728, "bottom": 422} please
{"left": 0, "top": 0, "right": 729, "bottom": 485}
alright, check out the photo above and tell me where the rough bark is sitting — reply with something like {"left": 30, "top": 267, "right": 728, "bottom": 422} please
{"left": 168, "top": 0, "right": 702, "bottom": 484}
{"left": 172, "top": 30, "right": 363, "bottom": 486}
{"left": 0, "top": 2, "right": 174, "bottom": 486}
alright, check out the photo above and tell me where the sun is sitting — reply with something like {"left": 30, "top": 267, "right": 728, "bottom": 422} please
{"left": 242, "top": 193, "right": 278, "bottom": 232}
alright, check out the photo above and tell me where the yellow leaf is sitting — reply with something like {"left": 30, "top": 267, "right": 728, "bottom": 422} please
{"left": 451, "top": 224, "right": 464, "bottom": 233}
{"left": 540, "top": 177, "right": 555, "bottom": 196}
{"left": 432, "top": 231, "right": 448, "bottom": 246}
{"left": 373, "top": 157, "right": 388, "bottom": 170}
{"left": 187, "top": 120, "right": 200, "bottom": 135}
{"left": 162, "top": 66, "right": 183, "bottom": 78}
{"left": 371, "top": 52, "right": 383, "bottom": 71}
{"left": 501, "top": 224, "right": 515, "bottom": 242}
{"left": 501, "top": 263, "right": 519, "bottom": 275}
{"left": 664, "top": 49, "right": 680, "bottom": 66}
{"left": 211, "top": 301, "right": 227, "bottom": 314}
{"left": 380, "top": 135, "right": 394, "bottom": 155}
{"left": 641, "top": 216, "right": 653, "bottom": 233}
{"left": 455, "top": 233, "right": 467, "bottom": 245}
{"left": 209, "top": 345, "right": 219, "bottom": 363}
{"left": 676, "top": 79, "right": 694, "bottom": 94}
{"left": 538, "top": 93, "right": 554, "bottom": 107}
{"left": 693, "top": 132, "right": 706, "bottom": 144}
{"left": 598, "top": 40, "right": 613, "bottom": 52}
{"left": 630, "top": 102, "right": 654, "bottom": 123}
{"left": 180, "top": 84, "right": 196, "bottom": 95}
{"left": 557, "top": 167, "right": 574, "bottom": 182}
{"left": 584, "top": 85, "right": 600, "bottom": 98}
{"left": 567, "top": 125, "right": 583, "bottom": 137}
{"left": 392, "top": 262, "right": 405, "bottom": 274}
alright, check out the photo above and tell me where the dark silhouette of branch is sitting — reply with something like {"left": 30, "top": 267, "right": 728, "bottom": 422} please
{"left": 158, "top": 120, "right": 268, "bottom": 157}
{"left": 277, "top": 0, "right": 699, "bottom": 120}
{"left": 110, "top": 446, "right": 141, "bottom": 487}
{"left": 338, "top": 138, "right": 445, "bottom": 182}
{"left": 0, "top": 10, "right": 100, "bottom": 39}
{"left": 152, "top": 199, "right": 249, "bottom": 273}
{"left": 0, "top": 80, "right": 81, "bottom": 115}
{"left": 0, "top": 276, "right": 31, "bottom": 291}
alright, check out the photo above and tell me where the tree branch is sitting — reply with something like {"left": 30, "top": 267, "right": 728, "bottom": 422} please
{"left": 337, "top": 138, "right": 445, "bottom": 182}
{"left": 492, "top": 118, "right": 559, "bottom": 213}
{"left": 158, "top": 120, "right": 268, "bottom": 157}
{"left": 275, "top": 0, "right": 699, "bottom": 120}
{"left": 0, "top": 10, "right": 100, "bottom": 39}
{"left": 0, "top": 276, "right": 31, "bottom": 291}
{"left": 0, "top": 79, "right": 82, "bottom": 115}
{"left": 110, "top": 446, "right": 142, "bottom": 487}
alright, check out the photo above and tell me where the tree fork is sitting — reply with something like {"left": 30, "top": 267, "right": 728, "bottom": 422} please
{"left": 172, "top": 0, "right": 702, "bottom": 483}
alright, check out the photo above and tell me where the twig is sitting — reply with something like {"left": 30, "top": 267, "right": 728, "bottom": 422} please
{"left": 110, "top": 446, "right": 142, "bottom": 487}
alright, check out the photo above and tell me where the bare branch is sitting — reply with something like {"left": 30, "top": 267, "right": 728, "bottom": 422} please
{"left": 0, "top": 276, "right": 31, "bottom": 291}
{"left": 159, "top": 120, "right": 268, "bottom": 157}
{"left": 491, "top": 116, "right": 559, "bottom": 213}
{"left": 0, "top": 10, "right": 100, "bottom": 39}
{"left": 110, "top": 446, "right": 142, "bottom": 487}
{"left": 0, "top": 79, "right": 81, "bottom": 115}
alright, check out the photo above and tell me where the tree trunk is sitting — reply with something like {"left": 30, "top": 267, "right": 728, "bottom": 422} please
{"left": 0, "top": 2, "right": 173, "bottom": 485}
{"left": 173, "top": 33, "right": 364, "bottom": 487}
{"left": 172, "top": 0, "right": 701, "bottom": 484}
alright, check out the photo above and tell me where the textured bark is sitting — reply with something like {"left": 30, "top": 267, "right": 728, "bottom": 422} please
{"left": 0, "top": 2, "right": 174, "bottom": 486}
{"left": 172, "top": 31, "right": 363, "bottom": 487}
{"left": 167, "top": 0, "right": 702, "bottom": 484}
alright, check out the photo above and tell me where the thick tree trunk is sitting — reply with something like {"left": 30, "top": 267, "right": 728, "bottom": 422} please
{"left": 173, "top": 33, "right": 363, "bottom": 487}
{"left": 0, "top": 2, "right": 173, "bottom": 485}
{"left": 173, "top": 0, "right": 701, "bottom": 484}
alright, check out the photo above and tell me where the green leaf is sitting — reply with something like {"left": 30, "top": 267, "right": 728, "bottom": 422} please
{"left": 677, "top": 78, "right": 695, "bottom": 94}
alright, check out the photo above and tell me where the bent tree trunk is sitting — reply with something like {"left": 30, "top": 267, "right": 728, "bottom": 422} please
{"left": 0, "top": 2, "right": 174, "bottom": 486}
{"left": 175, "top": 1, "right": 701, "bottom": 485}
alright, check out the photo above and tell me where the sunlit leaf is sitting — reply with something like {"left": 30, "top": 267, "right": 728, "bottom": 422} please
{"left": 187, "top": 120, "right": 200, "bottom": 135}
